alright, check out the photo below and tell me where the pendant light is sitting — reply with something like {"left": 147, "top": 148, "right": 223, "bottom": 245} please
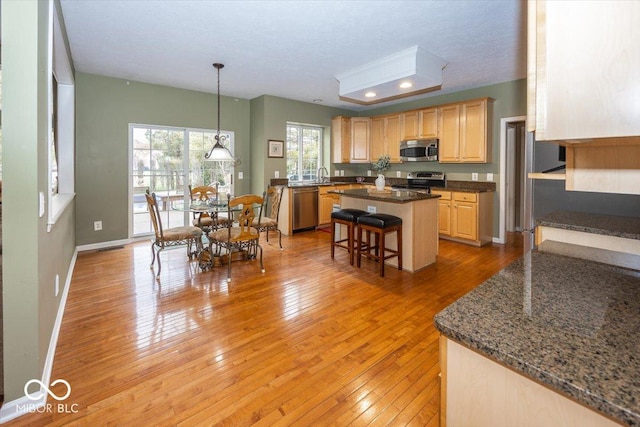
{"left": 205, "top": 63, "right": 236, "bottom": 162}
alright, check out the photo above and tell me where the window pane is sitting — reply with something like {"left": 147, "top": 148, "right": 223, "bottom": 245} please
{"left": 286, "top": 124, "right": 322, "bottom": 181}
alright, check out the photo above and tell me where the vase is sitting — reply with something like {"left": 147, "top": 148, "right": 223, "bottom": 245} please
{"left": 375, "top": 174, "right": 386, "bottom": 191}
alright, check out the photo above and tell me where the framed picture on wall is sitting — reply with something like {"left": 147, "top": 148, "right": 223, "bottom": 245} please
{"left": 268, "top": 139, "right": 284, "bottom": 158}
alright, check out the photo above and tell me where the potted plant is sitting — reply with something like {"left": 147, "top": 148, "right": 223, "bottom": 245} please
{"left": 372, "top": 155, "right": 391, "bottom": 191}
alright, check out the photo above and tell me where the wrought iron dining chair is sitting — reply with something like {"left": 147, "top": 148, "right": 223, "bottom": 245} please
{"left": 252, "top": 185, "right": 284, "bottom": 250}
{"left": 189, "top": 184, "right": 232, "bottom": 233}
{"left": 208, "top": 192, "right": 266, "bottom": 282}
{"left": 145, "top": 190, "right": 203, "bottom": 277}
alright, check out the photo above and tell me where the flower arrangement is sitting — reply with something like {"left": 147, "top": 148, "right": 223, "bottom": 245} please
{"left": 371, "top": 155, "right": 391, "bottom": 173}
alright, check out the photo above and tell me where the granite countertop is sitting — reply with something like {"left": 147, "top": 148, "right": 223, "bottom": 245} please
{"left": 537, "top": 211, "right": 640, "bottom": 241}
{"left": 330, "top": 188, "right": 440, "bottom": 204}
{"left": 434, "top": 251, "right": 640, "bottom": 426}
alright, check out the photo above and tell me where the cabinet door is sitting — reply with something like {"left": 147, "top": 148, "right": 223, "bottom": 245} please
{"left": 438, "top": 200, "right": 451, "bottom": 235}
{"left": 460, "top": 100, "right": 487, "bottom": 162}
{"left": 439, "top": 104, "right": 461, "bottom": 162}
{"left": 385, "top": 114, "right": 402, "bottom": 162}
{"left": 531, "top": 1, "right": 640, "bottom": 141}
{"left": 419, "top": 108, "right": 438, "bottom": 138}
{"left": 350, "top": 118, "right": 370, "bottom": 163}
{"left": 318, "top": 187, "right": 337, "bottom": 225}
{"left": 453, "top": 201, "right": 478, "bottom": 241}
{"left": 369, "top": 117, "right": 385, "bottom": 162}
{"left": 401, "top": 111, "right": 420, "bottom": 140}
{"left": 331, "top": 116, "right": 351, "bottom": 163}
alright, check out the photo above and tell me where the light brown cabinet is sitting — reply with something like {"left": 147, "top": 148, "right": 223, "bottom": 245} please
{"left": 331, "top": 116, "right": 351, "bottom": 163}
{"left": 528, "top": 0, "right": 640, "bottom": 142}
{"left": 438, "top": 98, "right": 493, "bottom": 163}
{"left": 431, "top": 190, "right": 493, "bottom": 246}
{"left": 318, "top": 185, "right": 340, "bottom": 226}
{"left": 370, "top": 114, "right": 401, "bottom": 162}
{"left": 350, "top": 117, "right": 370, "bottom": 163}
{"left": 401, "top": 108, "right": 438, "bottom": 140}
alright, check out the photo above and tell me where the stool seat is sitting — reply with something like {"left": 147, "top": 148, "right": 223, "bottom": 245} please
{"left": 331, "top": 208, "right": 367, "bottom": 222}
{"left": 357, "top": 213, "right": 402, "bottom": 228}
{"left": 330, "top": 209, "right": 368, "bottom": 265}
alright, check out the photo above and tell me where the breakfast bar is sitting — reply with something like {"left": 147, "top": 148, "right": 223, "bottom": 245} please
{"left": 332, "top": 188, "right": 440, "bottom": 272}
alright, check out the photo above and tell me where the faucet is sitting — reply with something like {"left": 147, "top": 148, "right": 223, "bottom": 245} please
{"left": 317, "top": 166, "right": 329, "bottom": 183}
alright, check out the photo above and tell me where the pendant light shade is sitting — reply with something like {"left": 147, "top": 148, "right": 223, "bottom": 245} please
{"left": 205, "top": 63, "right": 236, "bottom": 162}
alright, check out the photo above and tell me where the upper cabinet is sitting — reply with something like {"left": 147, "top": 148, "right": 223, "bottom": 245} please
{"left": 350, "top": 117, "right": 370, "bottom": 163}
{"left": 528, "top": 0, "right": 640, "bottom": 142}
{"left": 370, "top": 114, "right": 401, "bottom": 162}
{"left": 439, "top": 98, "right": 493, "bottom": 163}
{"left": 331, "top": 116, "right": 351, "bottom": 163}
{"left": 402, "top": 108, "right": 438, "bottom": 140}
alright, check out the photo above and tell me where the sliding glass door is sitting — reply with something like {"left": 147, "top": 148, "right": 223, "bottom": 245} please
{"left": 129, "top": 124, "right": 234, "bottom": 238}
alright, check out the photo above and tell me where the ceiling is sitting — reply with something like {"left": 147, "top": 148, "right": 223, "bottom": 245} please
{"left": 59, "top": 0, "right": 527, "bottom": 112}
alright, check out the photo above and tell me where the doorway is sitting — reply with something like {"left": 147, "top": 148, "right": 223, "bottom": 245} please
{"left": 498, "top": 116, "right": 526, "bottom": 244}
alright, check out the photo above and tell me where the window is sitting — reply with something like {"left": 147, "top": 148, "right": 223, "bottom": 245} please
{"left": 286, "top": 123, "right": 322, "bottom": 182}
{"left": 129, "top": 124, "right": 234, "bottom": 237}
{"left": 47, "top": 1, "right": 75, "bottom": 231}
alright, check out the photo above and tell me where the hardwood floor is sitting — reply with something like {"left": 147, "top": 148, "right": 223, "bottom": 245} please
{"left": 7, "top": 231, "right": 522, "bottom": 426}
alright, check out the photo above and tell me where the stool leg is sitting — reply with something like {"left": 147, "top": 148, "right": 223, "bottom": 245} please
{"left": 331, "top": 219, "right": 336, "bottom": 259}
{"left": 348, "top": 222, "right": 354, "bottom": 265}
{"left": 397, "top": 226, "right": 403, "bottom": 271}
{"left": 379, "top": 230, "right": 386, "bottom": 277}
{"left": 356, "top": 225, "right": 362, "bottom": 268}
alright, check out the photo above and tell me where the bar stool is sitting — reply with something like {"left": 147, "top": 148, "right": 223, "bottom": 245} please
{"left": 331, "top": 208, "right": 368, "bottom": 265}
{"left": 356, "top": 213, "right": 403, "bottom": 277}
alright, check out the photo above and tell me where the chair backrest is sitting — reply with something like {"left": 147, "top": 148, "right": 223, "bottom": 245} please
{"left": 145, "top": 190, "right": 164, "bottom": 241}
{"left": 227, "top": 193, "right": 264, "bottom": 242}
{"left": 265, "top": 186, "right": 284, "bottom": 221}
{"left": 190, "top": 185, "right": 218, "bottom": 202}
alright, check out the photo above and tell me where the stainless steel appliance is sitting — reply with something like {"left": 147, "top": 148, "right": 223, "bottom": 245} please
{"left": 392, "top": 171, "right": 446, "bottom": 194}
{"left": 292, "top": 186, "right": 319, "bottom": 232}
{"left": 400, "top": 139, "right": 439, "bottom": 162}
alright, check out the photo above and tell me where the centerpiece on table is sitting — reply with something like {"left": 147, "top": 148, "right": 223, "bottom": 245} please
{"left": 371, "top": 155, "right": 391, "bottom": 191}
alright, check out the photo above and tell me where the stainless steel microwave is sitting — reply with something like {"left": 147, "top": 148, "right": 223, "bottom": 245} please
{"left": 400, "top": 139, "right": 438, "bottom": 162}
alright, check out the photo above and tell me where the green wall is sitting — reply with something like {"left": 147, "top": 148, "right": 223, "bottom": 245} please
{"left": 75, "top": 73, "right": 251, "bottom": 245}
{"left": 249, "top": 95, "right": 352, "bottom": 194}
{"left": 2, "top": 0, "right": 77, "bottom": 401}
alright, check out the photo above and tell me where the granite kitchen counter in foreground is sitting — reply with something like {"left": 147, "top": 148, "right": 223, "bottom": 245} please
{"left": 328, "top": 188, "right": 440, "bottom": 203}
{"left": 435, "top": 251, "right": 640, "bottom": 426}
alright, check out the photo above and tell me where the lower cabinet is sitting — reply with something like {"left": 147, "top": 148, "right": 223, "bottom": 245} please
{"left": 431, "top": 190, "right": 493, "bottom": 246}
{"left": 318, "top": 186, "right": 339, "bottom": 226}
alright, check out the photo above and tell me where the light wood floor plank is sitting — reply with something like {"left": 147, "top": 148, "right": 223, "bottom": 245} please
{"left": 4, "top": 231, "right": 522, "bottom": 426}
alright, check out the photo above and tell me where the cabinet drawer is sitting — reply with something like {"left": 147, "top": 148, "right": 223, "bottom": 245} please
{"left": 431, "top": 190, "right": 451, "bottom": 200}
{"left": 453, "top": 192, "right": 477, "bottom": 203}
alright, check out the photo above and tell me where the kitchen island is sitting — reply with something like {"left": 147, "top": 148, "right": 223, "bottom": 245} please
{"left": 333, "top": 188, "right": 440, "bottom": 272}
{"left": 435, "top": 250, "right": 640, "bottom": 427}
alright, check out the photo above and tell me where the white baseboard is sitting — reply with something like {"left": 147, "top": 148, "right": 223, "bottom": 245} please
{"left": 0, "top": 250, "right": 78, "bottom": 424}
{"left": 76, "top": 237, "right": 138, "bottom": 252}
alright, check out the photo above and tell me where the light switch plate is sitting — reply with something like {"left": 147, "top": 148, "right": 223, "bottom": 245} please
{"left": 472, "top": 172, "right": 478, "bottom": 181}
{"left": 335, "top": 170, "right": 340, "bottom": 176}
{"left": 274, "top": 171, "right": 279, "bottom": 178}
{"left": 367, "top": 206, "right": 376, "bottom": 213}
{"left": 367, "top": 170, "right": 372, "bottom": 177}
{"left": 238, "top": 171, "right": 244, "bottom": 179}
{"left": 487, "top": 173, "right": 494, "bottom": 181}
{"left": 396, "top": 171, "right": 402, "bottom": 178}
{"left": 340, "top": 170, "right": 344, "bottom": 176}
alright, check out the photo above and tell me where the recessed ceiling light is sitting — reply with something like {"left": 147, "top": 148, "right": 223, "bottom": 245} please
{"left": 399, "top": 82, "right": 413, "bottom": 89}
{"left": 365, "top": 91, "right": 377, "bottom": 98}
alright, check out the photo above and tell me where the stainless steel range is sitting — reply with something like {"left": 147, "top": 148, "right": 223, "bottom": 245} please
{"left": 392, "top": 171, "right": 446, "bottom": 194}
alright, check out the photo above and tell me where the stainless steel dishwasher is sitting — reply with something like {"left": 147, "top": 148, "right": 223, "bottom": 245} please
{"left": 292, "top": 186, "right": 319, "bottom": 232}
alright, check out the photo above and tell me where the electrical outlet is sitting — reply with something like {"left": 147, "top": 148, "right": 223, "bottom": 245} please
{"left": 274, "top": 171, "right": 279, "bottom": 178}
{"left": 238, "top": 171, "right": 243, "bottom": 179}
{"left": 367, "top": 170, "right": 372, "bottom": 177}
{"left": 367, "top": 205, "right": 377, "bottom": 213}
{"left": 396, "top": 171, "right": 402, "bottom": 178}
{"left": 335, "top": 170, "right": 340, "bottom": 176}
{"left": 340, "top": 170, "right": 344, "bottom": 176}
{"left": 472, "top": 173, "right": 478, "bottom": 181}
{"left": 94, "top": 221, "right": 103, "bottom": 231}
{"left": 487, "top": 173, "right": 494, "bottom": 181}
